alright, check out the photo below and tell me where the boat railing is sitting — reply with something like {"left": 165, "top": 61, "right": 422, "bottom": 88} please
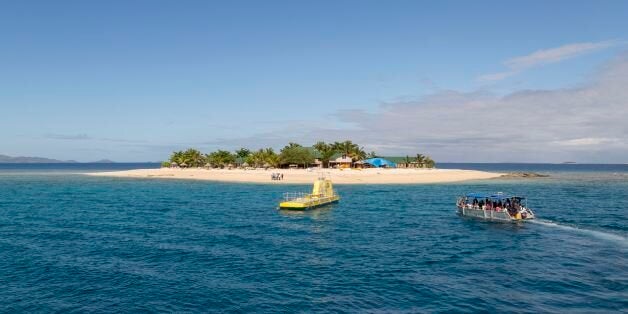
{"left": 283, "top": 192, "right": 309, "bottom": 201}
{"left": 283, "top": 192, "right": 337, "bottom": 202}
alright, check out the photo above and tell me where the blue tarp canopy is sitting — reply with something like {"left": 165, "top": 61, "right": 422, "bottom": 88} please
{"left": 465, "top": 193, "right": 524, "bottom": 200}
{"left": 363, "top": 158, "right": 397, "bottom": 168}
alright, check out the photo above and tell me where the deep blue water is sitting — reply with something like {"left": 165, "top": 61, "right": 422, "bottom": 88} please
{"left": 0, "top": 164, "right": 626, "bottom": 312}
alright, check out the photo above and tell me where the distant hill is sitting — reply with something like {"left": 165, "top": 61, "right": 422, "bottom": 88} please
{"left": 91, "top": 159, "right": 116, "bottom": 163}
{"left": 0, "top": 154, "right": 78, "bottom": 163}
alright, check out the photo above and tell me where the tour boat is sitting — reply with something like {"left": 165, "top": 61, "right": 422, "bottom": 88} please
{"left": 456, "top": 193, "right": 535, "bottom": 222}
{"left": 279, "top": 175, "right": 340, "bottom": 210}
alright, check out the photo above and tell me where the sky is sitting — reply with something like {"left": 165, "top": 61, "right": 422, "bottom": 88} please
{"left": 1, "top": 0, "right": 627, "bottom": 162}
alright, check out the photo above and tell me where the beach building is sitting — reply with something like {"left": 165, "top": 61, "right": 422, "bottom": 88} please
{"left": 329, "top": 155, "right": 353, "bottom": 169}
{"left": 304, "top": 147, "right": 323, "bottom": 168}
{"left": 384, "top": 156, "right": 431, "bottom": 168}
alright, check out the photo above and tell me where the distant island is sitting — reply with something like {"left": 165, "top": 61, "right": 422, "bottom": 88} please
{"left": 0, "top": 154, "right": 116, "bottom": 164}
{"left": 91, "top": 159, "right": 117, "bottom": 163}
{"left": 88, "top": 140, "right": 504, "bottom": 184}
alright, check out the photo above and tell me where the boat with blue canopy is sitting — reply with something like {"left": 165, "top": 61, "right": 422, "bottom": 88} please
{"left": 456, "top": 192, "right": 535, "bottom": 222}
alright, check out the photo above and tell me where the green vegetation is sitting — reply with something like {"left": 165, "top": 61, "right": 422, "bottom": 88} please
{"left": 235, "top": 148, "right": 251, "bottom": 159}
{"left": 279, "top": 144, "right": 314, "bottom": 167}
{"left": 331, "top": 140, "right": 366, "bottom": 161}
{"left": 246, "top": 148, "right": 279, "bottom": 168}
{"left": 415, "top": 154, "right": 436, "bottom": 168}
{"left": 313, "top": 141, "right": 336, "bottom": 168}
{"left": 165, "top": 140, "right": 435, "bottom": 168}
{"left": 168, "top": 148, "right": 204, "bottom": 167}
{"left": 206, "top": 150, "right": 236, "bottom": 167}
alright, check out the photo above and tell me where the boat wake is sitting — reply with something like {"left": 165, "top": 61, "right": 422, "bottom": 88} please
{"left": 530, "top": 219, "right": 628, "bottom": 247}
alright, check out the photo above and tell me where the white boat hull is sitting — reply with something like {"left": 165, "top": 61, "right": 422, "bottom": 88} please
{"left": 457, "top": 206, "right": 534, "bottom": 222}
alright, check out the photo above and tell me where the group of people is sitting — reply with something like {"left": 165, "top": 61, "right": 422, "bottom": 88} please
{"left": 467, "top": 197, "right": 523, "bottom": 214}
{"left": 271, "top": 173, "right": 284, "bottom": 181}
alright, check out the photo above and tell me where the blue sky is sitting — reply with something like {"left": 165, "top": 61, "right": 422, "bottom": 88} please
{"left": 1, "top": 1, "right": 627, "bottom": 162}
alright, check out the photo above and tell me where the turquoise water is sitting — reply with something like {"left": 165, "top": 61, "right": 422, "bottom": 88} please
{"left": 0, "top": 164, "right": 626, "bottom": 312}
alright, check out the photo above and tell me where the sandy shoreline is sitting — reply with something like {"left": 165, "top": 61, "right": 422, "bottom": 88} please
{"left": 86, "top": 168, "right": 502, "bottom": 184}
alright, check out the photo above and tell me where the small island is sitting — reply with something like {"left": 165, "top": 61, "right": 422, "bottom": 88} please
{"left": 89, "top": 140, "right": 503, "bottom": 184}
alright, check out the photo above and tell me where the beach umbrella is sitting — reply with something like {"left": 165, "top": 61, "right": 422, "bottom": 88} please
{"left": 180, "top": 162, "right": 188, "bottom": 168}
{"left": 263, "top": 162, "right": 271, "bottom": 168}
{"left": 242, "top": 162, "right": 249, "bottom": 167}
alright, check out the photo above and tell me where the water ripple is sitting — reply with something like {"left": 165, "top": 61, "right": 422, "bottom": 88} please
{"left": 0, "top": 172, "right": 626, "bottom": 312}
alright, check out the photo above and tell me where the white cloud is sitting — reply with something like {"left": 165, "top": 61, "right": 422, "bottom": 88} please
{"left": 478, "top": 40, "right": 619, "bottom": 82}
{"left": 222, "top": 52, "right": 628, "bottom": 163}
{"left": 45, "top": 133, "right": 91, "bottom": 140}
{"left": 44, "top": 133, "right": 146, "bottom": 144}
{"left": 554, "top": 137, "right": 620, "bottom": 147}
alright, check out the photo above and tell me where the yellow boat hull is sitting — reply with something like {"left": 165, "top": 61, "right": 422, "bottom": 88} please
{"left": 279, "top": 195, "right": 340, "bottom": 210}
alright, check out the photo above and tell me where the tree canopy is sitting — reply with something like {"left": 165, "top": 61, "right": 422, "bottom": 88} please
{"left": 279, "top": 145, "right": 314, "bottom": 167}
{"left": 207, "top": 150, "right": 236, "bottom": 167}
{"left": 168, "top": 148, "right": 204, "bottom": 167}
{"left": 163, "top": 140, "right": 436, "bottom": 169}
{"left": 313, "top": 141, "right": 337, "bottom": 168}
{"left": 332, "top": 140, "right": 366, "bottom": 161}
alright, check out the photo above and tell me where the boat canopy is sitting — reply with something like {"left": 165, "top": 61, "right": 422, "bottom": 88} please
{"left": 465, "top": 193, "right": 524, "bottom": 200}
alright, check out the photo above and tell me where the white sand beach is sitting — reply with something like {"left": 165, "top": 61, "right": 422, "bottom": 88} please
{"left": 87, "top": 168, "right": 502, "bottom": 184}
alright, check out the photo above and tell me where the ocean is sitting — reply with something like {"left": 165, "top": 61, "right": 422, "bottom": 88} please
{"left": 0, "top": 163, "right": 626, "bottom": 312}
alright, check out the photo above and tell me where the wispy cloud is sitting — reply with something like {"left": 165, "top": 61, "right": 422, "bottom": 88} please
{"left": 220, "top": 52, "right": 628, "bottom": 163}
{"left": 44, "top": 133, "right": 91, "bottom": 140}
{"left": 44, "top": 133, "right": 146, "bottom": 144}
{"left": 478, "top": 40, "right": 620, "bottom": 82}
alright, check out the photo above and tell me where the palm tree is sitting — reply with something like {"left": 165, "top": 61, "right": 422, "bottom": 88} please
{"left": 415, "top": 154, "right": 426, "bottom": 168}
{"left": 332, "top": 140, "right": 357, "bottom": 157}
{"left": 424, "top": 156, "right": 435, "bottom": 168}
{"left": 331, "top": 140, "right": 361, "bottom": 159}
{"left": 313, "top": 141, "right": 337, "bottom": 168}
{"left": 247, "top": 149, "right": 265, "bottom": 168}
{"left": 207, "top": 150, "right": 235, "bottom": 168}
{"left": 183, "top": 148, "right": 204, "bottom": 167}
{"left": 266, "top": 153, "right": 281, "bottom": 168}
{"left": 352, "top": 147, "right": 367, "bottom": 161}
{"left": 246, "top": 148, "right": 278, "bottom": 168}
{"left": 404, "top": 155, "right": 411, "bottom": 168}
{"left": 169, "top": 150, "right": 184, "bottom": 165}
{"left": 235, "top": 148, "right": 251, "bottom": 159}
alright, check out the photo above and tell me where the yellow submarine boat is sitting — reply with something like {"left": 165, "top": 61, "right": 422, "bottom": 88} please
{"left": 279, "top": 175, "right": 340, "bottom": 210}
